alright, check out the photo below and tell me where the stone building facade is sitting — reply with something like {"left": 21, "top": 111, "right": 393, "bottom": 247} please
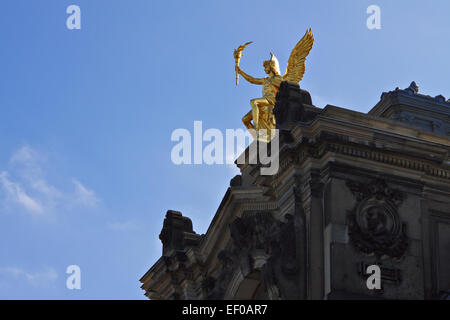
{"left": 140, "top": 82, "right": 450, "bottom": 299}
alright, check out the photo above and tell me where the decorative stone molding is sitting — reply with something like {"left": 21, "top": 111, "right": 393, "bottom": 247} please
{"left": 346, "top": 179, "right": 408, "bottom": 259}
{"left": 203, "top": 211, "right": 300, "bottom": 299}
{"left": 321, "top": 137, "right": 450, "bottom": 180}
{"left": 273, "top": 130, "right": 450, "bottom": 197}
{"left": 142, "top": 81, "right": 450, "bottom": 300}
{"left": 159, "top": 210, "right": 202, "bottom": 256}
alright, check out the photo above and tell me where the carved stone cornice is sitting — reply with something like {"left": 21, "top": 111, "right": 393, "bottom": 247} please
{"left": 278, "top": 131, "right": 450, "bottom": 182}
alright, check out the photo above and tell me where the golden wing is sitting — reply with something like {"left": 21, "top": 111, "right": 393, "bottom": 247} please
{"left": 282, "top": 29, "right": 314, "bottom": 84}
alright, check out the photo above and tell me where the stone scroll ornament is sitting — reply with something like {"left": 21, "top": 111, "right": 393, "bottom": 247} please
{"left": 346, "top": 179, "right": 408, "bottom": 259}
{"left": 202, "top": 212, "right": 300, "bottom": 299}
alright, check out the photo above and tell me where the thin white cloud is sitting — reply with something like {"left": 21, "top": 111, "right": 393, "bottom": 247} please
{"left": 0, "top": 267, "right": 58, "bottom": 286}
{"left": 0, "top": 171, "right": 43, "bottom": 214}
{"left": 0, "top": 145, "right": 100, "bottom": 216}
{"left": 72, "top": 179, "right": 100, "bottom": 207}
{"left": 10, "top": 145, "right": 43, "bottom": 167}
{"left": 30, "top": 179, "right": 63, "bottom": 200}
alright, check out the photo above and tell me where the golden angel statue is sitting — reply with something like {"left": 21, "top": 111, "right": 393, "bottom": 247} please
{"left": 234, "top": 29, "right": 314, "bottom": 142}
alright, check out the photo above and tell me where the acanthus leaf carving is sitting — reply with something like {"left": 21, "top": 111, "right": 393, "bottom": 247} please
{"left": 203, "top": 211, "right": 299, "bottom": 299}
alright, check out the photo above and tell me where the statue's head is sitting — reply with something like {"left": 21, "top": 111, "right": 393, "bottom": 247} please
{"left": 365, "top": 206, "right": 387, "bottom": 233}
{"left": 263, "top": 53, "right": 281, "bottom": 76}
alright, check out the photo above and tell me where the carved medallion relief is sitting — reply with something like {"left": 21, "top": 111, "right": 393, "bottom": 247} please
{"left": 346, "top": 179, "right": 408, "bottom": 260}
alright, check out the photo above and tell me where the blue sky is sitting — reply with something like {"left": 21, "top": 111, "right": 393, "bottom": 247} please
{"left": 1, "top": 0, "right": 449, "bottom": 299}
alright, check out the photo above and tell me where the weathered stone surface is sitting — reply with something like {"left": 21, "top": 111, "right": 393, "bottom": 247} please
{"left": 346, "top": 179, "right": 409, "bottom": 259}
{"left": 159, "top": 210, "right": 202, "bottom": 256}
{"left": 273, "top": 81, "right": 317, "bottom": 129}
{"left": 141, "top": 82, "right": 450, "bottom": 300}
{"left": 370, "top": 81, "right": 450, "bottom": 136}
{"left": 201, "top": 212, "right": 302, "bottom": 299}
{"left": 230, "top": 174, "right": 242, "bottom": 187}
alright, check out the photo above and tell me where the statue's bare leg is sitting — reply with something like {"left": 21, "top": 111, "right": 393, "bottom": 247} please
{"left": 242, "top": 110, "right": 257, "bottom": 139}
{"left": 242, "top": 110, "right": 254, "bottom": 130}
{"left": 250, "top": 98, "right": 273, "bottom": 139}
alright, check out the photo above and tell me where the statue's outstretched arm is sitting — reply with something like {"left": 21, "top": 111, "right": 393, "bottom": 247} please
{"left": 236, "top": 66, "right": 265, "bottom": 85}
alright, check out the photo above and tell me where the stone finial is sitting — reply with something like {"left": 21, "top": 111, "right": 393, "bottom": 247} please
{"left": 159, "top": 210, "right": 200, "bottom": 255}
{"left": 434, "top": 95, "right": 446, "bottom": 103}
{"left": 404, "top": 81, "right": 419, "bottom": 94}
